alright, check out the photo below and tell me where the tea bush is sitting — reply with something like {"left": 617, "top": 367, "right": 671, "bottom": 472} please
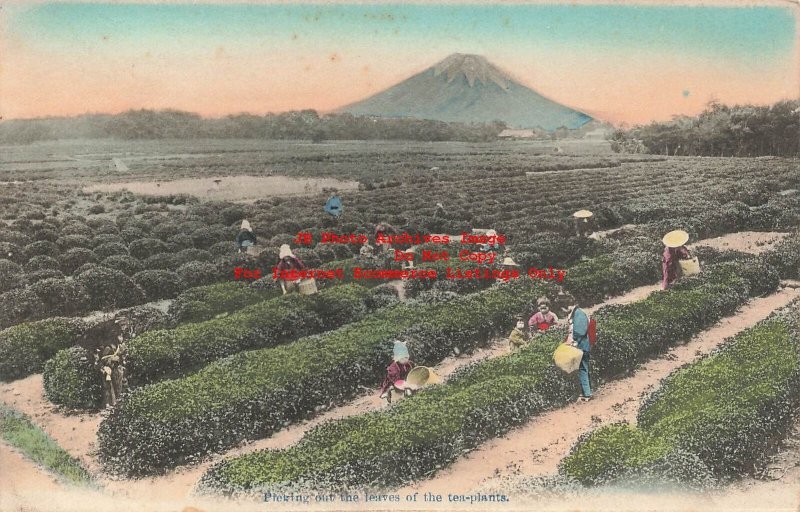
{"left": 0, "top": 288, "right": 45, "bottom": 329}
{"left": 133, "top": 270, "right": 185, "bottom": 301}
{"left": 43, "top": 346, "right": 101, "bottom": 410}
{"left": 29, "top": 278, "right": 90, "bottom": 317}
{"left": 129, "top": 238, "right": 170, "bottom": 259}
{"left": 0, "top": 259, "right": 23, "bottom": 293}
{"left": 27, "top": 268, "right": 65, "bottom": 284}
{"left": 25, "top": 255, "right": 60, "bottom": 272}
{"left": 58, "top": 248, "right": 98, "bottom": 275}
{"left": 101, "top": 254, "right": 145, "bottom": 276}
{"left": 168, "top": 281, "right": 281, "bottom": 324}
{"left": 0, "top": 318, "right": 87, "bottom": 381}
{"left": 76, "top": 267, "right": 146, "bottom": 311}
{"left": 176, "top": 261, "right": 219, "bottom": 289}
{"left": 765, "top": 231, "right": 799, "bottom": 279}
{"left": 93, "top": 241, "right": 129, "bottom": 259}
{"left": 24, "top": 240, "right": 60, "bottom": 258}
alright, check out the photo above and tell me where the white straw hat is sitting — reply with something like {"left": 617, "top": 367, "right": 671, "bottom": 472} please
{"left": 662, "top": 230, "right": 690, "bottom": 248}
{"left": 573, "top": 210, "right": 593, "bottom": 218}
{"left": 502, "top": 256, "right": 519, "bottom": 266}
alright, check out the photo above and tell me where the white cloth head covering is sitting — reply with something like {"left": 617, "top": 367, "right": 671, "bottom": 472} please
{"left": 279, "top": 244, "right": 295, "bottom": 259}
{"left": 486, "top": 229, "right": 497, "bottom": 237}
{"left": 393, "top": 341, "right": 410, "bottom": 362}
{"left": 241, "top": 220, "right": 252, "bottom": 232}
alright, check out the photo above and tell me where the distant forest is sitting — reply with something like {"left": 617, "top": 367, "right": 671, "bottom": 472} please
{"left": 610, "top": 99, "right": 800, "bottom": 157}
{"left": 0, "top": 109, "right": 508, "bottom": 144}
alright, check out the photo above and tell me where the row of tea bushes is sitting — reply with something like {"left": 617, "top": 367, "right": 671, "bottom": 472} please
{"left": 196, "top": 258, "right": 774, "bottom": 494}
{"left": 42, "top": 284, "right": 377, "bottom": 409}
{"left": 765, "top": 230, "right": 800, "bottom": 280}
{"left": 96, "top": 280, "right": 557, "bottom": 476}
{"left": 0, "top": 318, "right": 87, "bottom": 382}
{"left": 0, "top": 303, "right": 173, "bottom": 382}
{"left": 560, "top": 301, "right": 800, "bottom": 488}
{"left": 126, "top": 284, "right": 373, "bottom": 386}
{"left": 167, "top": 280, "right": 282, "bottom": 324}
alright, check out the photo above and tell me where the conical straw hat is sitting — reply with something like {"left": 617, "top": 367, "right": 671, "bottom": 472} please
{"left": 502, "top": 256, "right": 519, "bottom": 266}
{"left": 405, "top": 366, "right": 441, "bottom": 389}
{"left": 662, "top": 230, "right": 689, "bottom": 248}
{"left": 573, "top": 210, "right": 593, "bottom": 218}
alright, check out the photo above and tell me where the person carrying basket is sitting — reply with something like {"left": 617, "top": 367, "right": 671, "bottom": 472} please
{"left": 275, "top": 244, "right": 307, "bottom": 294}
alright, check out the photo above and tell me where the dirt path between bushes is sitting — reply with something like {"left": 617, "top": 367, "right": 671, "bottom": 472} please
{"left": 401, "top": 286, "right": 800, "bottom": 497}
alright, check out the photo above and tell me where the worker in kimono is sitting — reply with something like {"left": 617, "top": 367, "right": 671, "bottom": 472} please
{"left": 95, "top": 339, "right": 126, "bottom": 408}
{"left": 359, "top": 240, "right": 375, "bottom": 261}
{"left": 661, "top": 230, "right": 692, "bottom": 290}
{"left": 374, "top": 222, "right": 397, "bottom": 255}
{"left": 274, "top": 244, "right": 307, "bottom": 294}
{"left": 558, "top": 292, "right": 592, "bottom": 401}
{"left": 528, "top": 297, "right": 559, "bottom": 333}
{"left": 433, "top": 202, "right": 447, "bottom": 220}
{"left": 479, "top": 229, "right": 501, "bottom": 252}
{"left": 379, "top": 341, "right": 415, "bottom": 404}
{"left": 235, "top": 220, "right": 257, "bottom": 253}
{"left": 573, "top": 210, "right": 595, "bottom": 238}
{"left": 324, "top": 193, "right": 343, "bottom": 218}
{"left": 508, "top": 319, "right": 530, "bottom": 350}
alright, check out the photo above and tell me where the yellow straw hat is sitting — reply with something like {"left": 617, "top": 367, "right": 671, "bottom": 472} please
{"left": 573, "top": 210, "right": 593, "bottom": 218}
{"left": 405, "top": 366, "right": 441, "bottom": 389}
{"left": 662, "top": 230, "right": 690, "bottom": 248}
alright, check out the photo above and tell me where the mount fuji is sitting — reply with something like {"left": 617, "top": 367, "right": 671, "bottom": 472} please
{"left": 339, "top": 53, "right": 592, "bottom": 130}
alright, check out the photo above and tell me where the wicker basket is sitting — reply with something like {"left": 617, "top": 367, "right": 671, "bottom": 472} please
{"left": 679, "top": 257, "right": 701, "bottom": 276}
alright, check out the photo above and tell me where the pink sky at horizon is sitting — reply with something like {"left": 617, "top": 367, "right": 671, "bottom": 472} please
{"left": 2, "top": 2, "right": 798, "bottom": 126}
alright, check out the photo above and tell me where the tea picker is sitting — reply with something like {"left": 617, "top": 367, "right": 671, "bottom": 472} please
{"left": 508, "top": 319, "right": 530, "bottom": 350}
{"left": 528, "top": 296, "right": 558, "bottom": 334}
{"left": 573, "top": 210, "right": 595, "bottom": 238}
{"left": 661, "top": 229, "right": 699, "bottom": 290}
{"left": 324, "top": 193, "right": 343, "bottom": 219}
{"left": 374, "top": 222, "right": 398, "bottom": 255}
{"left": 235, "top": 220, "right": 257, "bottom": 254}
{"left": 379, "top": 341, "right": 441, "bottom": 404}
{"left": 552, "top": 291, "right": 596, "bottom": 402}
{"left": 95, "top": 338, "right": 126, "bottom": 408}
{"left": 380, "top": 341, "right": 414, "bottom": 404}
{"left": 274, "top": 244, "right": 315, "bottom": 295}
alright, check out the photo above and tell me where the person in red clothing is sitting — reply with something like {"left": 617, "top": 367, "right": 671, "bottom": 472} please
{"left": 661, "top": 230, "right": 692, "bottom": 290}
{"left": 528, "top": 297, "right": 559, "bottom": 334}
{"left": 379, "top": 341, "right": 415, "bottom": 404}
{"left": 274, "top": 244, "right": 307, "bottom": 294}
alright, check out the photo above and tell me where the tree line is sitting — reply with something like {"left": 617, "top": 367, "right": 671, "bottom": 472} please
{"left": 0, "top": 109, "right": 507, "bottom": 144}
{"left": 610, "top": 99, "right": 800, "bottom": 157}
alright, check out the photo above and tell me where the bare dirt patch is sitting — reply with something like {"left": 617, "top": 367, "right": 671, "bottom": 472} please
{"left": 0, "top": 375, "right": 102, "bottom": 472}
{"left": 690, "top": 231, "right": 789, "bottom": 254}
{"left": 82, "top": 175, "right": 359, "bottom": 202}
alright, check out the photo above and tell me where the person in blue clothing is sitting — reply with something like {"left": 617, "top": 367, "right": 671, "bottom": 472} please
{"left": 324, "top": 193, "right": 343, "bottom": 218}
{"left": 557, "top": 292, "right": 592, "bottom": 401}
